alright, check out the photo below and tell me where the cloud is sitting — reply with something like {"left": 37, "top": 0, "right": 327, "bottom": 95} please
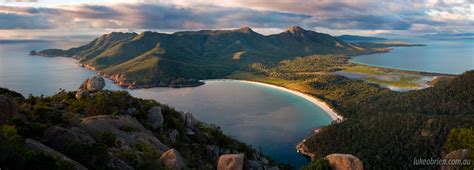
{"left": 0, "top": 12, "right": 52, "bottom": 29}
{"left": 0, "top": 0, "right": 472, "bottom": 34}
{"left": 0, "top": 3, "right": 310, "bottom": 30}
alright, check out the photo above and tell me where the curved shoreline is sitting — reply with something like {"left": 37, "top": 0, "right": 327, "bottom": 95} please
{"left": 213, "top": 79, "right": 344, "bottom": 121}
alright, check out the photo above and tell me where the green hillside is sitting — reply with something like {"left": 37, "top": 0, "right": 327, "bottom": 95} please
{"left": 37, "top": 26, "right": 390, "bottom": 88}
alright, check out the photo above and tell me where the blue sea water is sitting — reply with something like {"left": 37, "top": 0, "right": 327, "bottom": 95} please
{"left": 350, "top": 38, "right": 474, "bottom": 74}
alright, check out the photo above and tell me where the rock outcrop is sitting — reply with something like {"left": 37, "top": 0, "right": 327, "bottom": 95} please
{"left": 160, "top": 148, "right": 187, "bottom": 170}
{"left": 75, "top": 76, "right": 105, "bottom": 99}
{"left": 77, "top": 115, "right": 169, "bottom": 151}
{"left": 169, "top": 129, "right": 179, "bottom": 144}
{"left": 25, "top": 138, "right": 88, "bottom": 170}
{"left": 75, "top": 89, "right": 89, "bottom": 99}
{"left": 43, "top": 126, "right": 95, "bottom": 150}
{"left": 147, "top": 106, "right": 163, "bottom": 129}
{"left": 441, "top": 149, "right": 471, "bottom": 170}
{"left": 217, "top": 154, "right": 245, "bottom": 170}
{"left": 80, "top": 76, "right": 105, "bottom": 92}
{"left": 0, "top": 95, "right": 17, "bottom": 124}
{"left": 325, "top": 154, "right": 363, "bottom": 170}
{"left": 182, "top": 112, "right": 198, "bottom": 128}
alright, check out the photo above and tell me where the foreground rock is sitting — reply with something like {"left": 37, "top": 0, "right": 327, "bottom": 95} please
{"left": 75, "top": 89, "right": 89, "bottom": 99}
{"left": 217, "top": 154, "right": 244, "bottom": 170}
{"left": 160, "top": 148, "right": 187, "bottom": 170}
{"left": 325, "top": 154, "right": 363, "bottom": 170}
{"left": 77, "top": 115, "right": 169, "bottom": 151}
{"left": 0, "top": 95, "right": 17, "bottom": 124}
{"left": 25, "top": 138, "right": 88, "bottom": 170}
{"left": 43, "top": 126, "right": 95, "bottom": 150}
{"left": 80, "top": 76, "right": 105, "bottom": 92}
{"left": 75, "top": 76, "right": 105, "bottom": 99}
{"left": 182, "top": 112, "right": 198, "bottom": 128}
{"left": 441, "top": 149, "right": 471, "bottom": 170}
{"left": 147, "top": 106, "right": 164, "bottom": 129}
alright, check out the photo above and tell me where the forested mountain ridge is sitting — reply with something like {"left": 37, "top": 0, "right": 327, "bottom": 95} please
{"left": 35, "top": 26, "right": 390, "bottom": 88}
{"left": 301, "top": 70, "right": 474, "bottom": 169}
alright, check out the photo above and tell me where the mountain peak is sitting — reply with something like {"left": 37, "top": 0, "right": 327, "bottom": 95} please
{"left": 286, "top": 26, "right": 306, "bottom": 34}
{"left": 235, "top": 26, "right": 254, "bottom": 33}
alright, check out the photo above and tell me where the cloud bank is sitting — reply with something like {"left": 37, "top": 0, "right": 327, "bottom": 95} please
{"left": 0, "top": 0, "right": 472, "bottom": 34}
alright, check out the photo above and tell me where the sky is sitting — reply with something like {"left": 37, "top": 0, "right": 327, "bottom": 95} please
{"left": 0, "top": 0, "right": 473, "bottom": 39}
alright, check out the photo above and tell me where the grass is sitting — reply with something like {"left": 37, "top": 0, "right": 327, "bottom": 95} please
{"left": 340, "top": 65, "right": 386, "bottom": 75}
{"left": 340, "top": 65, "right": 426, "bottom": 89}
{"left": 363, "top": 77, "right": 420, "bottom": 88}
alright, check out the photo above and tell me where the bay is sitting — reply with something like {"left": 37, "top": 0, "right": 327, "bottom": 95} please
{"left": 0, "top": 40, "right": 333, "bottom": 168}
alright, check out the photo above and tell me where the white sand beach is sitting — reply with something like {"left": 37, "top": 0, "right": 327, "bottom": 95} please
{"left": 236, "top": 80, "right": 344, "bottom": 121}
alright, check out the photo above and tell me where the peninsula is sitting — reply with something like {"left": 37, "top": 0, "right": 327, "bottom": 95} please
{"left": 33, "top": 26, "right": 422, "bottom": 89}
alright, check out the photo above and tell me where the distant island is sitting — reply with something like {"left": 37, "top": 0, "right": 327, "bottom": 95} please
{"left": 33, "top": 26, "right": 422, "bottom": 89}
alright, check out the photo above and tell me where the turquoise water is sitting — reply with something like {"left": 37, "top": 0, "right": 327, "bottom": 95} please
{"left": 0, "top": 41, "right": 333, "bottom": 168}
{"left": 350, "top": 39, "right": 474, "bottom": 74}
{"left": 130, "top": 80, "right": 333, "bottom": 167}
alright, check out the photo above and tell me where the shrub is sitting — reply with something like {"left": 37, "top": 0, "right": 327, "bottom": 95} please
{"left": 445, "top": 128, "right": 474, "bottom": 152}
{"left": 137, "top": 144, "right": 162, "bottom": 169}
{"left": 0, "top": 125, "right": 18, "bottom": 140}
{"left": 61, "top": 142, "right": 110, "bottom": 168}
{"left": 98, "top": 131, "right": 119, "bottom": 147}
{"left": 302, "top": 158, "right": 331, "bottom": 170}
